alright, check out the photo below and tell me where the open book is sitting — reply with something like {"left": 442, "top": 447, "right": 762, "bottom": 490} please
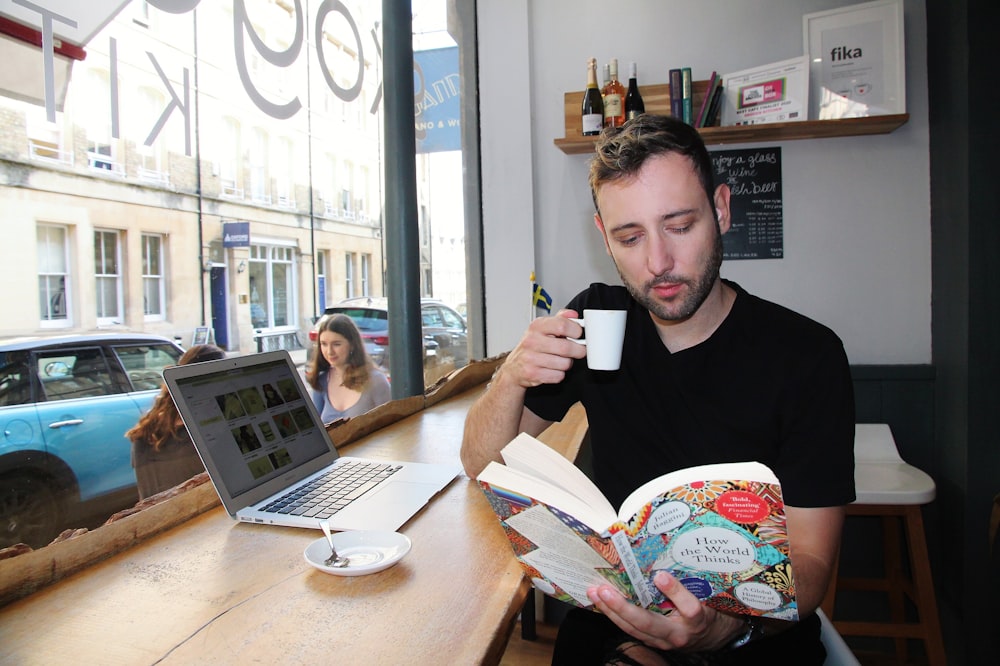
{"left": 477, "top": 433, "right": 797, "bottom": 620}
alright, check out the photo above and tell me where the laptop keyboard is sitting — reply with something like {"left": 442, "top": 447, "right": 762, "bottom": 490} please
{"left": 260, "top": 460, "right": 403, "bottom": 519}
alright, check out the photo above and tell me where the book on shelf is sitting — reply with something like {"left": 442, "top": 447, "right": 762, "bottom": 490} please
{"left": 669, "top": 68, "right": 683, "bottom": 119}
{"left": 694, "top": 71, "right": 718, "bottom": 128}
{"left": 681, "top": 67, "right": 693, "bottom": 124}
{"left": 704, "top": 79, "right": 726, "bottom": 128}
{"left": 476, "top": 432, "right": 799, "bottom": 620}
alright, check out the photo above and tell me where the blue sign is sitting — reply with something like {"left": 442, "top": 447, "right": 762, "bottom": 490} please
{"left": 223, "top": 221, "right": 250, "bottom": 247}
{"left": 413, "top": 47, "right": 461, "bottom": 153}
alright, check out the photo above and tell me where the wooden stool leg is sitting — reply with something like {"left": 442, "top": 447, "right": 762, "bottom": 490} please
{"left": 883, "top": 514, "right": 909, "bottom": 663}
{"left": 904, "top": 506, "right": 946, "bottom": 666}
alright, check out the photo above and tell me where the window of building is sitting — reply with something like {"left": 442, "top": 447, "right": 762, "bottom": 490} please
{"left": 361, "top": 254, "right": 370, "bottom": 296}
{"left": 316, "top": 250, "right": 329, "bottom": 310}
{"left": 249, "top": 244, "right": 295, "bottom": 329}
{"left": 345, "top": 252, "right": 355, "bottom": 298}
{"left": 94, "top": 230, "right": 122, "bottom": 325}
{"left": 26, "top": 104, "right": 69, "bottom": 164}
{"left": 276, "top": 136, "right": 294, "bottom": 207}
{"left": 38, "top": 224, "right": 71, "bottom": 327}
{"left": 142, "top": 233, "right": 165, "bottom": 320}
{"left": 84, "top": 70, "right": 118, "bottom": 173}
{"left": 136, "top": 87, "right": 169, "bottom": 184}
{"left": 250, "top": 127, "right": 269, "bottom": 203}
{"left": 219, "top": 117, "right": 242, "bottom": 198}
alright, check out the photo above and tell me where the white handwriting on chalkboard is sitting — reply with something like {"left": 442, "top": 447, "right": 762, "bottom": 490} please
{"left": 730, "top": 181, "right": 779, "bottom": 196}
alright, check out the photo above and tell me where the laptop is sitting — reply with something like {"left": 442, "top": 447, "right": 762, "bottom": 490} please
{"left": 162, "top": 350, "right": 459, "bottom": 532}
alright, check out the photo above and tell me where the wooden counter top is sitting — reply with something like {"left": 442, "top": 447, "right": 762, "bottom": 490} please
{"left": 0, "top": 386, "right": 531, "bottom": 665}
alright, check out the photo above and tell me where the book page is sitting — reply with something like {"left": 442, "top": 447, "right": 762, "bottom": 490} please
{"left": 508, "top": 505, "right": 613, "bottom": 606}
{"left": 500, "top": 433, "right": 614, "bottom": 518}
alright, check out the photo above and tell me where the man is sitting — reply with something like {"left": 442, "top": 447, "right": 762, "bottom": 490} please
{"left": 461, "top": 114, "right": 855, "bottom": 664}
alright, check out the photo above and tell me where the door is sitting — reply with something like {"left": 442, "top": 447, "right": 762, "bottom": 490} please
{"left": 210, "top": 266, "right": 228, "bottom": 349}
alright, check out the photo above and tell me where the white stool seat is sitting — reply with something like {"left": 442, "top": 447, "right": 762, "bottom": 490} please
{"left": 853, "top": 424, "right": 936, "bottom": 505}
{"left": 823, "top": 424, "right": 946, "bottom": 665}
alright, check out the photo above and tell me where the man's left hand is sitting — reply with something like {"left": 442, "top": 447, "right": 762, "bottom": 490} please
{"left": 586, "top": 571, "right": 745, "bottom": 652}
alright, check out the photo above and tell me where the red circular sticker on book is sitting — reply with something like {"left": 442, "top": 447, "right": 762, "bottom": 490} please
{"left": 714, "top": 490, "right": 769, "bottom": 524}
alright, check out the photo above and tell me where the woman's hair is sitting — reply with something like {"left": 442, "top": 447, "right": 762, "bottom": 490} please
{"left": 125, "top": 344, "right": 225, "bottom": 450}
{"left": 588, "top": 114, "right": 716, "bottom": 217}
{"left": 305, "top": 313, "right": 374, "bottom": 392}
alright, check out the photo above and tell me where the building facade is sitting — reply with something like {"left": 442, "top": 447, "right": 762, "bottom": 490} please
{"left": 0, "top": 0, "right": 402, "bottom": 352}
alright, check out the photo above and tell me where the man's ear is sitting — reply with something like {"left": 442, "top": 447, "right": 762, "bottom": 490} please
{"left": 713, "top": 184, "right": 732, "bottom": 235}
{"left": 594, "top": 213, "right": 612, "bottom": 256}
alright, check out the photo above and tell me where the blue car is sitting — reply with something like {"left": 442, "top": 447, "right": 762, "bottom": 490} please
{"left": 0, "top": 334, "right": 183, "bottom": 548}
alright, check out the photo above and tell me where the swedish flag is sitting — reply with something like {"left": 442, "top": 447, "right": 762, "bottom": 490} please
{"left": 532, "top": 283, "right": 553, "bottom": 312}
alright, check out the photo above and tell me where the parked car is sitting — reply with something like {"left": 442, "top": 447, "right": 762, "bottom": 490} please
{"left": 0, "top": 334, "right": 184, "bottom": 548}
{"left": 308, "top": 297, "right": 469, "bottom": 372}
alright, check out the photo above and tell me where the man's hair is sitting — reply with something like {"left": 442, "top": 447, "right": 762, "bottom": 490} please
{"left": 589, "top": 114, "right": 716, "bottom": 216}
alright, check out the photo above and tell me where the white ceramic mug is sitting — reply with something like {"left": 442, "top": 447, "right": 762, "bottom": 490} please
{"left": 569, "top": 309, "right": 627, "bottom": 370}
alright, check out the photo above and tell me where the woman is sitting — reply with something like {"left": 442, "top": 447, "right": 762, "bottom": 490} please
{"left": 126, "top": 344, "right": 225, "bottom": 500}
{"left": 306, "top": 314, "right": 391, "bottom": 423}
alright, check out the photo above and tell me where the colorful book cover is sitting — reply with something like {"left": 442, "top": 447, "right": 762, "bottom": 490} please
{"left": 478, "top": 471, "right": 798, "bottom": 620}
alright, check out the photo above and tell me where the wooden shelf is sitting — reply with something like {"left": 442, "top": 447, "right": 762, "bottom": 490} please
{"left": 555, "top": 82, "right": 909, "bottom": 154}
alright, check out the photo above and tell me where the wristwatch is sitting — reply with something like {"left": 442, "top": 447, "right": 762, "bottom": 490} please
{"left": 727, "top": 616, "right": 764, "bottom": 649}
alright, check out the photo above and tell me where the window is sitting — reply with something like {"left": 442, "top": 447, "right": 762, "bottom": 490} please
{"left": 136, "top": 87, "right": 169, "bottom": 184}
{"left": 84, "top": 70, "right": 118, "bottom": 173}
{"left": 219, "top": 117, "right": 242, "bottom": 197}
{"left": 250, "top": 127, "right": 269, "bottom": 203}
{"left": 361, "top": 254, "right": 370, "bottom": 296}
{"left": 94, "top": 230, "right": 122, "bottom": 325}
{"left": 316, "top": 250, "right": 328, "bottom": 310}
{"left": 142, "top": 233, "right": 165, "bottom": 319}
{"left": 276, "top": 136, "right": 294, "bottom": 207}
{"left": 38, "top": 224, "right": 70, "bottom": 326}
{"left": 26, "top": 105, "right": 69, "bottom": 164}
{"left": 249, "top": 244, "right": 295, "bottom": 328}
{"left": 345, "top": 252, "right": 355, "bottom": 298}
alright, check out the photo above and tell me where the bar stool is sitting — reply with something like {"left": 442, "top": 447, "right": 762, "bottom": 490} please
{"left": 822, "top": 424, "right": 946, "bottom": 665}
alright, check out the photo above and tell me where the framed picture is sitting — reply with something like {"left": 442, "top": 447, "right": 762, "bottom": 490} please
{"left": 720, "top": 56, "right": 809, "bottom": 127}
{"left": 803, "top": 0, "right": 905, "bottom": 120}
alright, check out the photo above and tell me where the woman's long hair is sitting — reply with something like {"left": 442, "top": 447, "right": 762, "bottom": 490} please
{"left": 305, "top": 314, "right": 374, "bottom": 392}
{"left": 126, "top": 344, "right": 225, "bottom": 450}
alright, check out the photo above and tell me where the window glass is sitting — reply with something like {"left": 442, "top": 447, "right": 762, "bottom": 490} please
{"left": 38, "top": 225, "right": 70, "bottom": 326}
{"left": 142, "top": 234, "right": 165, "bottom": 319}
{"left": 37, "top": 347, "right": 112, "bottom": 401}
{"left": 95, "top": 230, "right": 121, "bottom": 323}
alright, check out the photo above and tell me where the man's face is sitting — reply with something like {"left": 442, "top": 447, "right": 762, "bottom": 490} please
{"left": 594, "top": 153, "right": 729, "bottom": 323}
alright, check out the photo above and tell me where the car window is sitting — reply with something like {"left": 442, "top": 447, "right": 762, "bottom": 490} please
{"left": 440, "top": 308, "right": 464, "bottom": 328}
{"left": 37, "top": 347, "right": 113, "bottom": 401}
{"left": 422, "top": 307, "right": 444, "bottom": 327}
{"left": 329, "top": 308, "right": 387, "bottom": 331}
{"left": 0, "top": 353, "right": 33, "bottom": 407}
{"left": 112, "top": 343, "right": 183, "bottom": 391}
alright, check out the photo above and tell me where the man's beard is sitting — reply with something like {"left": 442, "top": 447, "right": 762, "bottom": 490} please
{"left": 615, "top": 230, "right": 724, "bottom": 322}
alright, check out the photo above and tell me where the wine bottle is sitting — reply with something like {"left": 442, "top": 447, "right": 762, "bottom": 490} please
{"left": 602, "top": 58, "right": 625, "bottom": 128}
{"left": 602, "top": 63, "right": 611, "bottom": 94}
{"left": 581, "top": 58, "right": 604, "bottom": 136}
{"left": 625, "top": 61, "right": 645, "bottom": 121}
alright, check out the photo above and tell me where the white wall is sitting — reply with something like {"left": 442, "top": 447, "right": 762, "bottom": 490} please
{"left": 478, "top": 0, "right": 930, "bottom": 365}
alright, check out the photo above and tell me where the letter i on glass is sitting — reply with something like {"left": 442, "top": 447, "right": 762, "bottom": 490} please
{"left": 625, "top": 61, "right": 645, "bottom": 120}
{"left": 581, "top": 58, "right": 604, "bottom": 136}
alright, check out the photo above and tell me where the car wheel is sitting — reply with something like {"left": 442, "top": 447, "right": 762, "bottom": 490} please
{"left": 0, "top": 474, "right": 63, "bottom": 549}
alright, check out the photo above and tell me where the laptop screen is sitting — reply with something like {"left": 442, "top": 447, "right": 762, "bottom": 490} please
{"left": 169, "top": 355, "right": 332, "bottom": 498}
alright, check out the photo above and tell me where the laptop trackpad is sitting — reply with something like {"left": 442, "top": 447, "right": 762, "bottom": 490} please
{"left": 330, "top": 481, "right": 442, "bottom": 532}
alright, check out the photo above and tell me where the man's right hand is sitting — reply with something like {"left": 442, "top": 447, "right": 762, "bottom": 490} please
{"left": 460, "top": 310, "right": 586, "bottom": 478}
{"left": 494, "top": 309, "right": 588, "bottom": 390}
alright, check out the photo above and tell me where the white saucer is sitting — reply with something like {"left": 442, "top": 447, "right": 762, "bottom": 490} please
{"left": 304, "top": 530, "right": 411, "bottom": 576}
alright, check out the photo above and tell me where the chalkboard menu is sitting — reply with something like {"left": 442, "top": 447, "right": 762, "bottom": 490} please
{"left": 710, "top": 147, "right": 783, "bottom": 260}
